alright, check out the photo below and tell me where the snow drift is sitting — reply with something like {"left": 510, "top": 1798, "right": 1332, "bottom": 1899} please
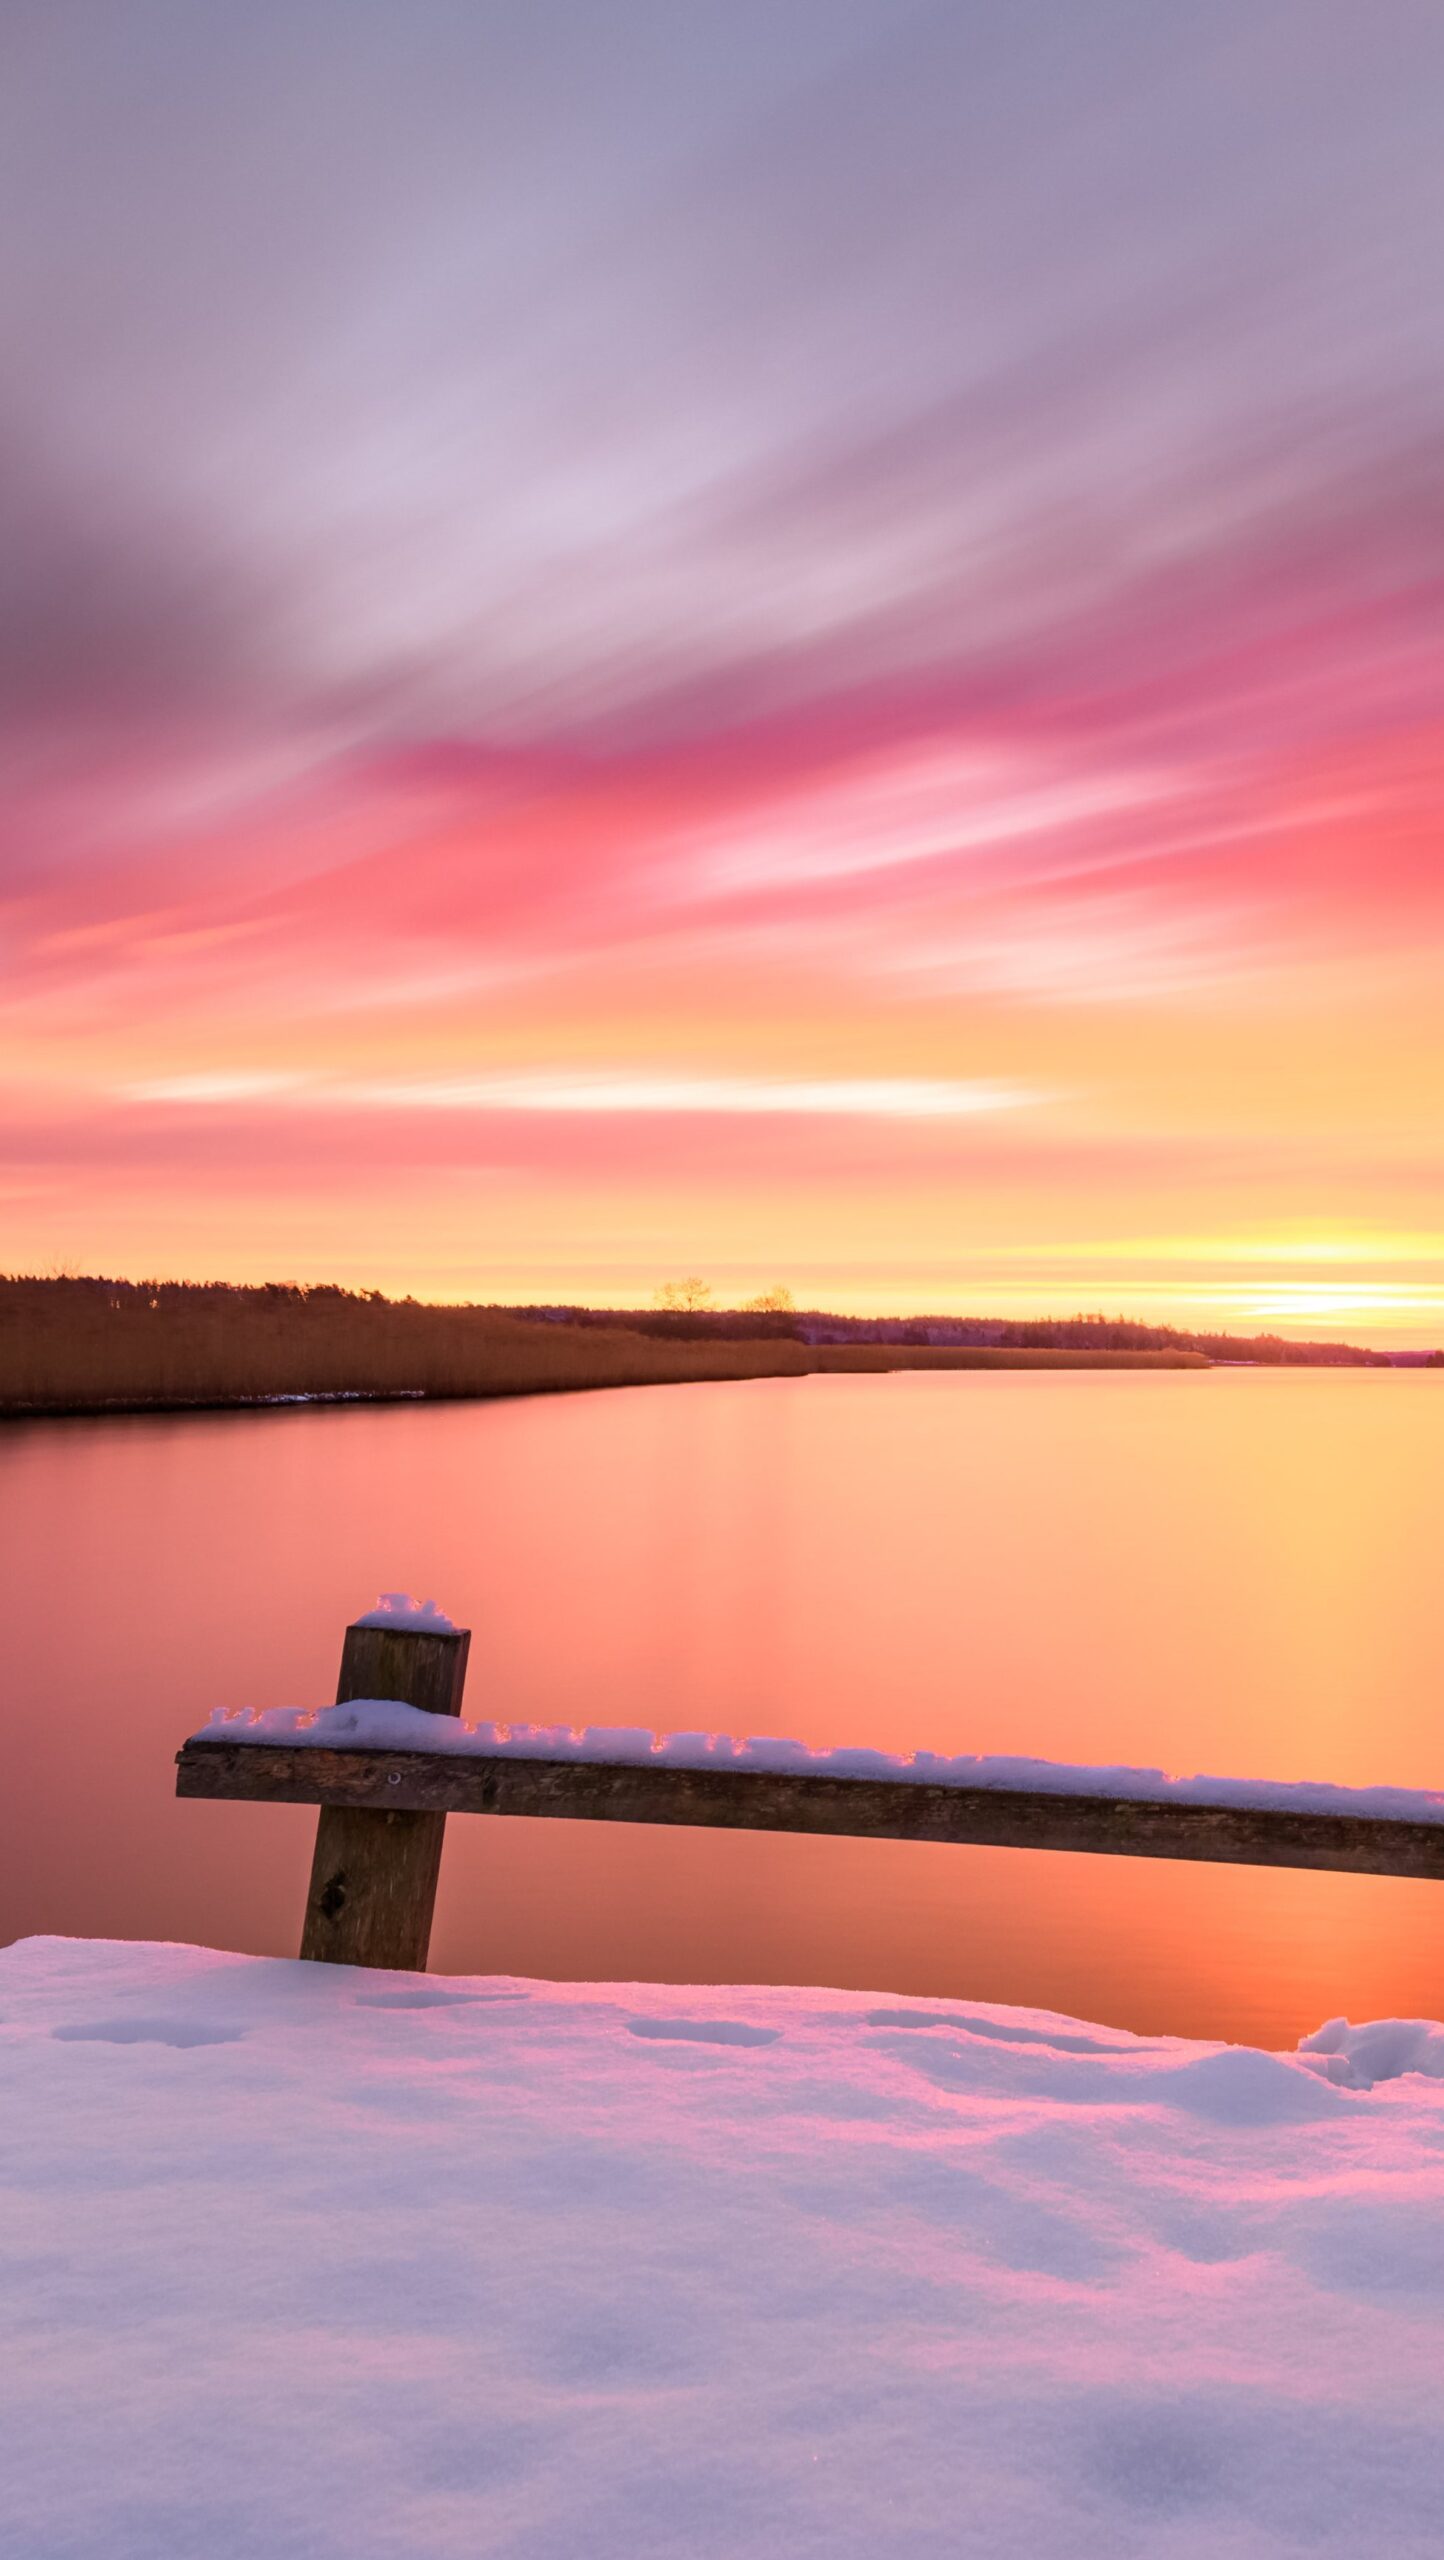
{"left": 3, "top": 1937, "right": 1443, "bottom": 2558}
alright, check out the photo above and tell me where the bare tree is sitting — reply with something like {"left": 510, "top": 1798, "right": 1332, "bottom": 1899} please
{"left": 739, "top": 1286, "right": 794, "bottom": 1313}
{"left": 653, "top": 1277, "right": 713, "bottom": 1312}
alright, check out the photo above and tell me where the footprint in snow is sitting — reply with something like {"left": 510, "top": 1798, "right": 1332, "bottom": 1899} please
{"left": 51, "top": 2019, "right": 244, "bottom": 2048}
{"left": 626, "top": 2017, "right": 780, "bottom": 2047}
{"left": 864, "top": 2008, "right": 1133, "bottom": 2056}
{"left": 354, "top": 1989, "right": 514, "bottom": 2010}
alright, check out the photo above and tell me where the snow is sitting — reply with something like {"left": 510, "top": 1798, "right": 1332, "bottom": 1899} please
{"left": 194, "top": 1698, "right": 1444, "bottom": 1825}
{"left": 1300, "top": 2014, "right": 1444, "bottom": 2089}
{"left": 352, "top": 1592, "right": 458, "bottom": 1631}
{"left": 3, "top": 1937, "right": 1443, "bottom": 2559}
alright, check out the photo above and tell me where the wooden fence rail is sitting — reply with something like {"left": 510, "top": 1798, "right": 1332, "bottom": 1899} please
{"left": 176, "top": 1615, "right": 1444, "bottom": 1970}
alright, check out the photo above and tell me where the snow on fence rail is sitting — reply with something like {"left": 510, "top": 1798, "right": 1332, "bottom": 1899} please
{"left": 175, "top": 1603, "right": 1444, "bottom": 1972}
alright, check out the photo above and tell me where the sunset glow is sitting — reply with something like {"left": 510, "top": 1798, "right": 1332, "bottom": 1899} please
{"left": 4, "top": 6, "right": 1442, "bottom": 1342}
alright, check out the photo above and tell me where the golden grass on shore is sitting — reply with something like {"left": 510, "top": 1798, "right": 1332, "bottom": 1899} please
{"left": 0, "top": 1277, "right": 1209, "bottom": 1417}
{"left": 809, "top": 1344, "right": 1210, "bottom": 1374}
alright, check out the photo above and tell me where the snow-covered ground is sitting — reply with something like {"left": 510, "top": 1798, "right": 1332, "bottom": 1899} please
{"left": 3, "top": 1939, "right": 1443, "bottom": 2557}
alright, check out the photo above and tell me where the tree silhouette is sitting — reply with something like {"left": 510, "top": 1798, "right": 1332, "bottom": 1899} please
{"left": 653, "top": 1277, "right": 713, "bottom": 1312}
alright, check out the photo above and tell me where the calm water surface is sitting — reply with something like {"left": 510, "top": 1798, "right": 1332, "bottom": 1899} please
{"left": 4, "top": 1371, "right": 1441, "bottom": 2045}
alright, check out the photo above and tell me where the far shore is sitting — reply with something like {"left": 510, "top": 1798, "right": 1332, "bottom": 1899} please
{"left": 2, "top": 1276, "right": 1212, "bottom": 1418}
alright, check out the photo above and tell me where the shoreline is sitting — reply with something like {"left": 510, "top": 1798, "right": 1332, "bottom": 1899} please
{"left": 0, "top": 1343, "right": 1211, "bottom": 1422}
{"left": 9, "top": 1277, "right": 1418, "bottom": 1416}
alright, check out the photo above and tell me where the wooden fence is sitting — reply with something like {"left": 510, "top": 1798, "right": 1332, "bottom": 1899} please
{"left": 176, "top": 1614, "right": 1444, "bottom": 1970}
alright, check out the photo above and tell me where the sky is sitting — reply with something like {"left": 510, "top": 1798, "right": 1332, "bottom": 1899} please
{"left": 3, "top": 1, "right": 1443, "bottom": 1340}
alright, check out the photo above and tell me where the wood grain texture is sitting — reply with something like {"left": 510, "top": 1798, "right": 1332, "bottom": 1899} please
{"left": 297, "top": 1620, "right": 471, "bottom": 1969}
{"left": 297, "top": 1804, "right": 451, "bottom": 1970}
{"left": 333, "top": 1624, "right": 470, "bottom": 1718}
{"left": 177, "top": 1741, "right": 1444, "bottom": 1881}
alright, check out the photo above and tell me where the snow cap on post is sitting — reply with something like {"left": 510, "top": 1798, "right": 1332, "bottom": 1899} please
{"left": 355, "top": 1593, "right": 457, "bottom": 1633}
{"left": 338, "top": 1597, "right": 470, "bottom": 1719}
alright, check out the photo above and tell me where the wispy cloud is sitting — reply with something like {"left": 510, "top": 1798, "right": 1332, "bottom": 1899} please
{"left": 128, "top": 1070, "right": 1040, "bottom": 1122}
{"left": 677, "top": 750, "right": 1183, "bottom": 898}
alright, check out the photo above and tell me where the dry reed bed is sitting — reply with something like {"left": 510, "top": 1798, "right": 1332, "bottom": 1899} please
{"left": 0, "top": 1279, "right": 1208, "bottom": 1415}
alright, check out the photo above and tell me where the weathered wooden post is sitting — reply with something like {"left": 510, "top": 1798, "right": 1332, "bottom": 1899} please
{"left": 299, "top": 1614, "right": 471, "bottom": 1969}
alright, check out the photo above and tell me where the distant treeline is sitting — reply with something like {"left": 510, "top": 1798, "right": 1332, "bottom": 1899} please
{"left": 1, "top": 1276, "right": 1212, "bottom": 1416}
{"left": 516, "top": 1303, "right": 1432, "bottom": 1366}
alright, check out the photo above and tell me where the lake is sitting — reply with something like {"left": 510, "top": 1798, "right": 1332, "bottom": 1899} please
{"left": 4, "top": 1369, "right": 1440, "bottom": 2046}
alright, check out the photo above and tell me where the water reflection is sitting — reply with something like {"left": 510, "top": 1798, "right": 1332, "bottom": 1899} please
{"left": 3, "top": 1372, "right": 1440, "bottom": 2046}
